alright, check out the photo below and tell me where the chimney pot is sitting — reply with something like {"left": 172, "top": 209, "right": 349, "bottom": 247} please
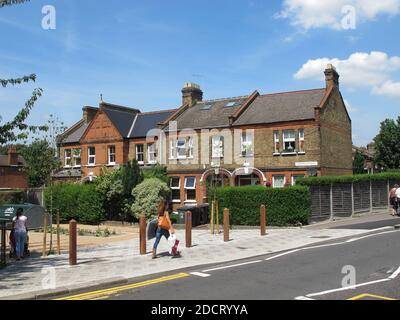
{"left": 324, "top": 64, "right": 340, "bottom": 89}
{"left": 8, "top": 147, "right": 19, "bottom": 166}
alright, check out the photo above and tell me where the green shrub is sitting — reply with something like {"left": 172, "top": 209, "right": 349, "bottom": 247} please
{"left": 0, "top": 190, "right": 25, "bottom": 205}
{"left": 215, "top": 186, "right": 310, "bottom": 227}
{"left": 297, "top": 172, "right": 400, "bottom": 186}
{"left": 131, "top": 178, "right": 171, "bottom": 219}
{"left": 44, "top": 183, "right": 105, "bottom": 225}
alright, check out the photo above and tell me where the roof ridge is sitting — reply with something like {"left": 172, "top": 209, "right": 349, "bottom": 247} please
{"left": 259, "top": 88, "right": 326, "bottom": 97}
{"left": 139, "top": 109, "right": 177, "bottom": 115}
{"left": 100, "top": 102, "right": 140, "bottom": 113}
{"left": 201, "top": 95, "right": 249, "bottom": 104}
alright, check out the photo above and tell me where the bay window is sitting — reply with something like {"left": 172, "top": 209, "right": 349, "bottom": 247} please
{"left": 148, "top": 143, "right": 157, "bottom": 164}
{"left": 241, "top": 131, "right": 254, "bottom": 157}
{"left": 212, "top": 136, "right": 223, "bottom": 158}
{"left": 136, "top": 144, "right": 144, "bottom": 164}
{"left": 273, "top": 131, "right": 280, "bottom": 154}
{"left": 298, "top": 129, "right": 305, "bottom": 153}
{"left": 283, "top": 130, "right": 296, "bottom": 153}
{"left": 73, "top": 149, "right": 81, "bottom": 167}
{"left": 64, "top": 149, "right": 72, "bottom": 167}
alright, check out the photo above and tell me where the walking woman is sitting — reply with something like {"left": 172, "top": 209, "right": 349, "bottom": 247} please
{"left": 152, "top": 200, "right": 175, "bottom": 259}
{"left": 12, "top": 208, "right": 28, "bottom": 261}
{"left": 390, "top": 184, "right": 399, "bottom": 216}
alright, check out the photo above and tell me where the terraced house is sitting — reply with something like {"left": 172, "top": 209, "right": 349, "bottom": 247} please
{"left": 56, "top": 65, "right": 352, "bottom": 211}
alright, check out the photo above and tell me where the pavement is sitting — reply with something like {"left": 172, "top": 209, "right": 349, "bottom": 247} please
{"left": 0, "top": 212, "right": 399, "bottom": 300}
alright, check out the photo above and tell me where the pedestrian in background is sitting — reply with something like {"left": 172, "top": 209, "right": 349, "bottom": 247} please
{"left": 152, "top": 200, "right": 175, "bottom": 259}
{"left": 12, "top": 208, "right": 28, "bottom": 261}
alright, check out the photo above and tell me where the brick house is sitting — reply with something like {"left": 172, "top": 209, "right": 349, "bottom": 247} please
{"left": 57, "top": 64, "right": 352, "bottom": 211}
{"left": 0, "top": 147, "right": 28, "bottom": 189}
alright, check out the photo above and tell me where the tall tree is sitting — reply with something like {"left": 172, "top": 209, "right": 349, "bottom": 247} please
{"left": 353, "top": 149, "right": 366, "bottom": 174}
{"left": 0, "top": 0, "right": 46, "bottom": 144}
{"left": 20, "top": 140, "right": 59, "bottom": 188}
{"left": 373, "top": 117, "right": 400, "bottom": 170}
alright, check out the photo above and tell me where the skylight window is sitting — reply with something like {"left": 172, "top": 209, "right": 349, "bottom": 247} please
{"left": 201, "top": 104, "right": 213, "bottom": 110}
{"left": 225, "top": 101, "right": 236, "bottom": 107}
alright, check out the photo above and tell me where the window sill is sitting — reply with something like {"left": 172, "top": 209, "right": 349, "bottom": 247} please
{"left": 172, "top": 200, "right": 181, "bottom": 203}
{"left": 281, "top": 152, "right": 297, "bottom": 156}
{"left": 298, "top": 152, "right": 306, "bottom": 155}
{"left": 184, "top": 201, "right": 197, "bottom": 204}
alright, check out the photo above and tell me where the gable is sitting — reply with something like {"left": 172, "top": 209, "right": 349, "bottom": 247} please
{"left": 80, "top": 110, "right": 123, "bottom": 143}
{"left": 319, "top": 88, "right": 351, "bottom": 127}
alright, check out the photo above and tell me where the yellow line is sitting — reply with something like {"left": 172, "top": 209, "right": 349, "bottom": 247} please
{"left": 54, "top": 273, "right": 190, "bottom": 301}
{"left": 348, "top": 293, "right": 397, "bottom": 301}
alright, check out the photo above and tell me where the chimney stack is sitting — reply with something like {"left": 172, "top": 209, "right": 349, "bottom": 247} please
{"left": 82, "top": 106, "right": 98, "bottom": 124}
{"left": 8, "top": 146, "right": 19, "bottom": 166}
{"left": 182, "top": 83, "right": 203, "bottom": 107}
{"left": 324, "top": 64, "right": 340, "bottom": 89}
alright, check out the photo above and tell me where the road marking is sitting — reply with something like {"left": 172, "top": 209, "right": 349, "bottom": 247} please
{"left": 54, "top": 273, "right": 190, "bottom": 301}
{"left": 306, "top": 279, "right": 391, "bottom": 298}
{"left": 346, "top": 229, "right": 397, "bottom": 243}
{"left": 389, "top": 266, "right": 400, "bottom": 279}
{"left": 190, "top": 272, "right": 211, "bottom": 278}
{"left": 203, "top": 260, "right": 263, "bottom": 273}
{"left": 348, "top": 293, "right": 397, "bottom": 301}
{"left": 265, "top": 250, "right": 300, "bottom": 261}
{"left": 295, "top": 296, "right": 315, "bottom": 300}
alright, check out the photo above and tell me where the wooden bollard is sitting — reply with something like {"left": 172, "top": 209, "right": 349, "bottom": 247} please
{"left": 260, "top": 205, "right": 266, "bottom": 236}
{"left": 185, "top": 211, "right": 192, "bottom": 248}
{"left": 223, "top": 209, "right": 230, "bottom": 242}
{"left": 139, "top": 216, "right": 147, "bottom": 255}
{"left": 69, "top": 219, "right": 77, "bottom": 266}
{"left": 42, "top": 212, "right": 48, "bottom": 257}
{"left": 56, "top": 209, "right": 61, "bottom": 255}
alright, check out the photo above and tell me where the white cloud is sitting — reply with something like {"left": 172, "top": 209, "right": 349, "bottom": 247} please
{"left": 276, "top": 0, "right": 400, "bottom": 30}
{"left": 294, "top": 51, "right": 400, "bottom": 91}
{"left": 372, "top": 81, "right": 400, "bottom": 97}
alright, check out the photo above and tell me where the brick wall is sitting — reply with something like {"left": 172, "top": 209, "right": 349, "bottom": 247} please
{"left": 319, "top": 89, "right": 353, "bottom": 175}
{"left": 0, "top": 167, "right": 28, "bottom": 189}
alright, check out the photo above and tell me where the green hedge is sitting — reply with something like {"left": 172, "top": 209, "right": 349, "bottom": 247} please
{"left": 44, "top": 184, "right": 105, "bottom": 225}
{"left": 0, "top": 190, "right": 25, "bottom": 205}
{"left": 297, "top": 172, "right": 400, "bottom": 186}
{"left": 214, "top": 186, "right": 310, "bottom": 227}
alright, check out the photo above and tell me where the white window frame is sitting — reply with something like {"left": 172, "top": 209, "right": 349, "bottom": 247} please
{"left": 184, "top": 177, "right": 197, "bottom": 202}
{"left": 272, "top": 175, "right": 286, "bottom": 188}
{"left": 212, "top": 136, "right": 223, "bottom": 158}
{"left": 72, "top": 149, "right": 82, "bottom": 168}
{"left": 283, "top": 130, "right": 296, "bottom": 154}
{"left": 88, "top": 147, "right": 96, "bottom": 166}
{"left": 273, "top": 131, "right": 280, "bottom": 155}
{"left": 241, "top": 131, "right": 254, "bottom": 157}
{"left": 177, "top": 138, "right": 187, "bottom": 159}
{"left": 147, "top": 143, "right": 157, "bottom": 164}
{"left": 188, "top": 137, "right": 194, "bottom": 159}
{"left": 298, "top": 129, "right": 305, "bottom": 154}
{"left": 170, "top": 177, "right": 181, "bottom": 203}
{"left": 64, "top": 149, "right": 72, "bottom": 168}
{"left": 170, "top": 139, "right": 177, "bottom": 159}
{"left": 136, "top": 144, "right": 144, "bottom": 165}
{"left": 108, "top": 145, "right": 116, "bottom": 165}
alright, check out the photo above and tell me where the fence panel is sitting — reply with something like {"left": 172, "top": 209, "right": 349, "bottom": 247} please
{"left": 332, "top": 183, "right": 352, "bottom": 218}
{"left": 372, "top": 180, "right": 388, "bottom": 209}
{"left": 353, "top": 181, "right": 371, "bottom": 213}
{"left": 310, "top": 185, "right": 331, "bottom": 221}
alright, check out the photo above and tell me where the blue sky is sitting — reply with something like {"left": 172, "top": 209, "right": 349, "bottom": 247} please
{"left": 1, "top": 0, "right": 399, "bottom": 146}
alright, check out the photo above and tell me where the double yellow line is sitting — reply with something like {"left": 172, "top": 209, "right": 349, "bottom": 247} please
{"left": 54, "top": 273, "right": 190, "bottom": 300}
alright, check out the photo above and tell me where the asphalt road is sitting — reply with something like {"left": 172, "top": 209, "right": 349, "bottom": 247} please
{"left": 55, "top": 226, "right": 400, "bottom": 301}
